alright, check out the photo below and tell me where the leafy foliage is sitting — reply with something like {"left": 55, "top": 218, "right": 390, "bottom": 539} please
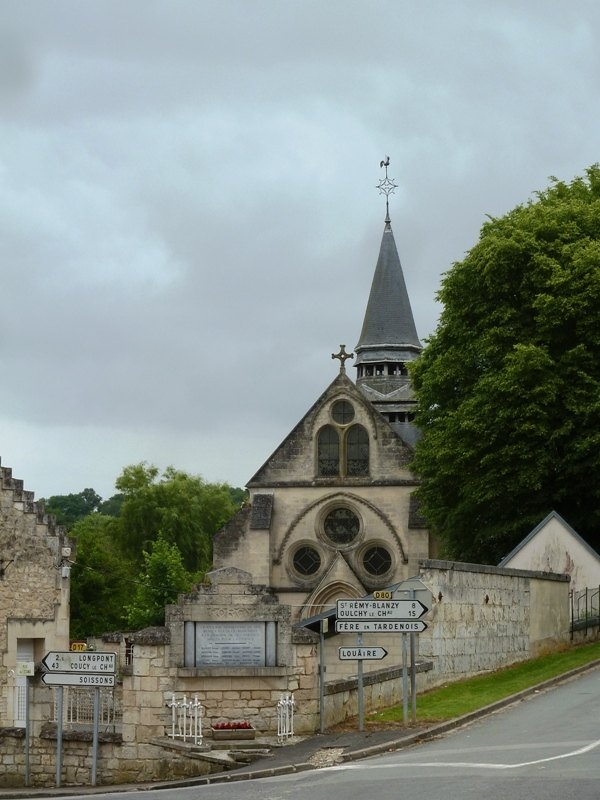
{"left": 43, "top": 488, "right": 124, "bottom": 529}
{"left": 125, "top": 534, "right": 193, "bottom": 629}
{"left": 115, "top": 463, "right": 237, "bottom": 573}
{"left": 64, "top": 465, "right": 244, "bottom": 637}
{"left": 412, "top": 166, "right": 600, "bottom": 563}
{"left": 69, "top": 514, "right": 134, "bottom": 638}
{"left": 42, "top": 488, "right": 103, "bottom": 529}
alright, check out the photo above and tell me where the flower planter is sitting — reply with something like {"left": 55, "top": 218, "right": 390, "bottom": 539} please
{"left": 211, "top": 727, "right": 256, "bottom": 741}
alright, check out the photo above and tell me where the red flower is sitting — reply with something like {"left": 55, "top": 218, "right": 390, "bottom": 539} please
{"left": 213, "top": 720, "right": 252, "bottom": 730}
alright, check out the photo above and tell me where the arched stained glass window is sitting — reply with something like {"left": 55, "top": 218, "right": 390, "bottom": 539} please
{"left": 318, "top": 425, "right": 340, "bottom": 476}
{"left": 346, "top": 424, "right": 369, "bottom": 475}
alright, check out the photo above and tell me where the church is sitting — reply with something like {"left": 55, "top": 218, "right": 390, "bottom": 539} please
{"left": 213, "top": 162, "right": 432, "bottom": 621}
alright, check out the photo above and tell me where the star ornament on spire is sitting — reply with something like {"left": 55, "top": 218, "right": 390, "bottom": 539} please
{"left": 376, "top": 156, "right": 397, "bottom": 225}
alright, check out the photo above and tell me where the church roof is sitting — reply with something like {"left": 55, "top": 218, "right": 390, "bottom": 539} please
{"left": 246, "top": 371, "right": 415, "bottom": 487}
{"left": 354, "top": 222, "right": 421, "bottom": 364}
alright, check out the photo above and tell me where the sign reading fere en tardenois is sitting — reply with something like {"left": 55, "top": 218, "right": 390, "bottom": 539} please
{"left": 335, "top": 619, "right": 428, "bottom": 633}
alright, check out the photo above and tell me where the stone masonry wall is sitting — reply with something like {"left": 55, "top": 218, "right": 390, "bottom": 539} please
{"left": 417, "top": 560, "right": 571, "bottom": 684}
{"left": 0, "top": 460, "right": 72, "bottom": 726}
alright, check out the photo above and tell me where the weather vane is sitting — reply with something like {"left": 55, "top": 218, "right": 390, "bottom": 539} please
{"left": 376, "top": 156, "right": 397, "bottom": 223}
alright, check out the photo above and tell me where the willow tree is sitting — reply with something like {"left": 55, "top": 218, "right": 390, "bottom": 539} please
{"left": 412, "top": 166, "right": 600, "bottom": 563}
{"left": 115, "top": 463, "right": 237, "bottom": 573}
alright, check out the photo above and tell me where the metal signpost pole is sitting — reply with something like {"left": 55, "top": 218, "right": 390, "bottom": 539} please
{"left": 410, "top": 588, "right": 417, "bottom": 723}
{"left": 357, "top": 633, "right": 364, "bottom": 732}
{"left": 24, "top": 676, "right": 30, "bottom": 787}
{"left": 319, "top": 619, "right": 326, "bottom": 734}
{"left": 56, "top": 685, "right": 64, "bottom": 788}
{"left": 402, "top": 634, "right": 408, "bottom": 725}
{"left": 91, "top": 687, "right": 100, "bottom": 785}
{"left": 410, "top": 631, "right": 417, "bottom": 722}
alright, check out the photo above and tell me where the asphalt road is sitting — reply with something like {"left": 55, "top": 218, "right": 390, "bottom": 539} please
{"left": 31, "top": 667, "right": 600, "bottom": 800}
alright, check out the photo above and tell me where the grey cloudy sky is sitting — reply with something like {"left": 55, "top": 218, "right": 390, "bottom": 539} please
{"left": 1, "top": 0, "right": 599, "bottom": 500}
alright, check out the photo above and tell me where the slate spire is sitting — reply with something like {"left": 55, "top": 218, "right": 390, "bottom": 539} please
{"left": 354, "top": 160, "right": 422, "bottom": 445}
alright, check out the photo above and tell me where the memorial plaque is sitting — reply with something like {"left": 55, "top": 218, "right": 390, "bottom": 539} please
{"left": 194, "top": 622, "right": 267, "bottom": 667}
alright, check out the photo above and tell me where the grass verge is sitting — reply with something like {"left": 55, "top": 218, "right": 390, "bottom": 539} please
{"left": 369, "top": 639, "right": 600, "bottom": 725}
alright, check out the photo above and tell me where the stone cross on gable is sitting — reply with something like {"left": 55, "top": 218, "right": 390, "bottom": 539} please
{"left": 331, "top": 344, "right": 354, "bottom": 374}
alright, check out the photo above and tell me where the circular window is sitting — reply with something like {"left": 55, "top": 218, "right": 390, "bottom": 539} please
{"left": 323, "top": 507, "right": 360, "bottom": 546}
{"left": 362, "top": 546, "right": 392, "bottom": 576}
{"left": 331, "top": 400, "right": 355, "bottom": 425}
{"left": 292, "top": 546, "right": 321, "bottom": 576}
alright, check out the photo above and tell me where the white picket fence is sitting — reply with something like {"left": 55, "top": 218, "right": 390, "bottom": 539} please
{"left": 167, "top": 694, "right": 204, "bottom": 745}
{"left": 277, "top": 693, "right": 295, "bottom": 742}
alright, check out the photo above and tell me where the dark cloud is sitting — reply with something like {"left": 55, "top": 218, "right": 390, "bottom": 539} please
{"left": 2, "top": 1, "right": 600, "bottom": 498}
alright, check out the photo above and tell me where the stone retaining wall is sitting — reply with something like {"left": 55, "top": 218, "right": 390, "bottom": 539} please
{"left": 417, "top": 560, "right": 571, "bottom": 683}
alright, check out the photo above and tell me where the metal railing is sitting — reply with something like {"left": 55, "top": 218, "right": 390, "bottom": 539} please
{"left": 52, "top": 687, "right": 122, "bottom": 731}
{"left": 167, "top": 694, "right": 203, "bottom": 745}
{"left": 571, "top": 586, "right": 600, "bottom": 638}
{"left": 277, "top": 693, "right": 295, "bottom": 742}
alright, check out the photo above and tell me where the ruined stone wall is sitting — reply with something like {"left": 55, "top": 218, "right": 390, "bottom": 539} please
{"left": 0, "top": 461, "right": 72, "bottom": 726}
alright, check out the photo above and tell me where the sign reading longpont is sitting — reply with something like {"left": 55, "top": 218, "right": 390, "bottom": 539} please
{"left": 42, "top": 651, "right": 116, "bottom": 673}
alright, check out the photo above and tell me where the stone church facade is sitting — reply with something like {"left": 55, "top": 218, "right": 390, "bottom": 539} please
{"left": 214, "top": 200, "right": 432, "bottom": 621}
{"left": 0, "top": 176, "right": 575, "bottom": 788}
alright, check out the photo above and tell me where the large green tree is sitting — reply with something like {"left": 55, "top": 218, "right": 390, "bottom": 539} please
{"left": 412, "top": 166, "right": 600, "bottom": 564}
{"left": 114, "top": 463, "right": 236, "bottom": 573}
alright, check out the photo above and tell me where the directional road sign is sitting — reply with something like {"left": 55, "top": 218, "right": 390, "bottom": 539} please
{"left": 336, "top": 599, "right": 429, "bottom": 620}
{"left": 42, "top": 651, "right": 116, "bottom": 673}
{"left": 41, "top": 672, "right": 116, "bottom": 687}
{"left": 336, "top": 619, "right": 428, "bottom": 633}
{"left": 339, "top": 646, "right": 388, "bottom": 661}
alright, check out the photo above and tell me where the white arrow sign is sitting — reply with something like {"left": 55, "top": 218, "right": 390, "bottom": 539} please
{"left": 339, "top": 646, "right": 388, "bottom": 661}
{"left": 336, "top": 620, "right": 428, "bottom": 633}
{"left": 41, "top": 672, "right": 116, "bottom": 687}
{"left": 337, "top": 599, "right": 429, "bottom": 620}
{"left": 42, "top": 651, "right": 116, "bottom": 673}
